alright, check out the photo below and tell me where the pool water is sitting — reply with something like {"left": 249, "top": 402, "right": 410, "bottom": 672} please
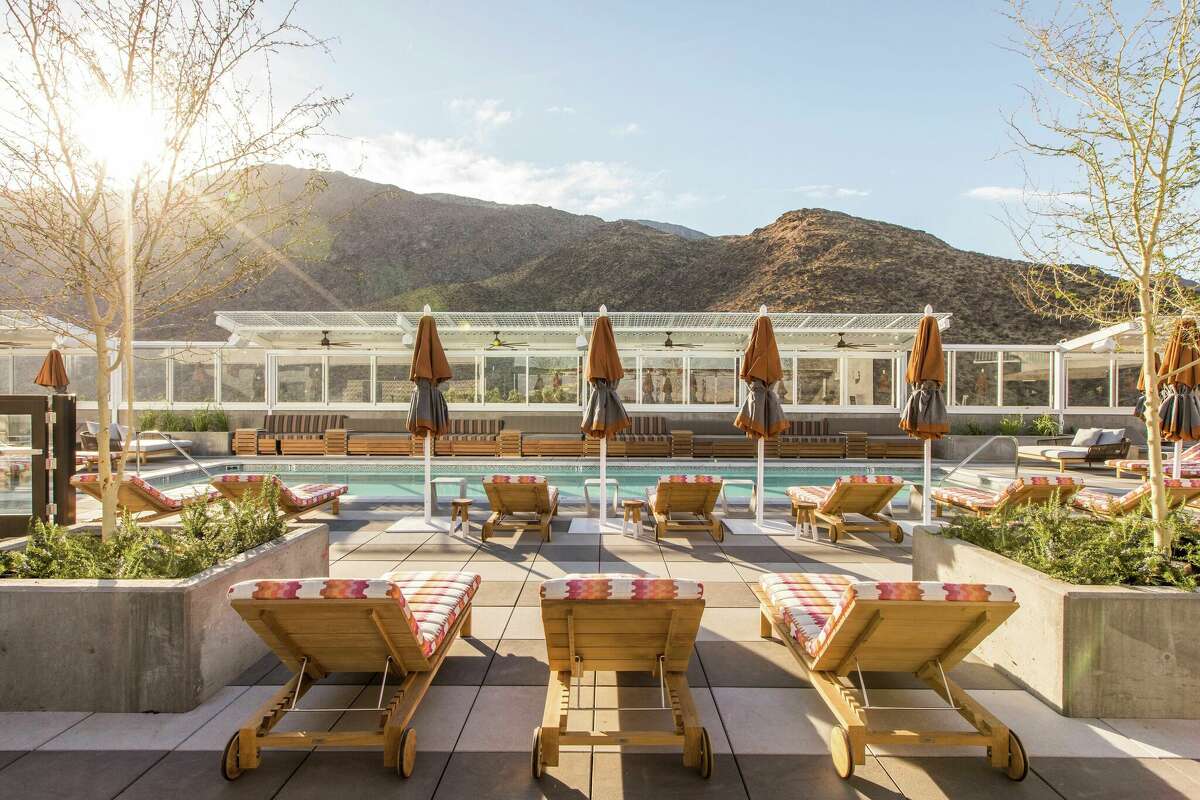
{"left": 161, "top": 462, "right": 931, "bottom": 506}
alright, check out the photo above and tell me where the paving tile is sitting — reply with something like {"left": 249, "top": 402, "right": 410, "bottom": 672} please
{"left": 664, "top": 560, "right": 743, "bottom": 582}
{"left": 738, "top": 753, "right": 903, "bottom": 799}
{"left": 526, "top": 560, "right": 600, "bottom": 580}
{"left": 1101, "top": 717, "right": 1200, "bottom": 758}
{"left": 394, "top": 559, "right": 471, "bottom": 573}
{"left": 433, "top": 751, "right": 592, "bottom": 799}
{"left": 878, "top": 755, "right": 1060, "bottom": 798}
{"left": 116, "top": 749, "right": 306, "bottom": 799}
{"left": 845, "top": 655, "right": 1019, "bottom": 692}
{"left": 696, "top": 641, "right": 810, "bottom": 688}
{"left": 272, "top": 684, "right": 367, "bottom": 735}
{"left": 696, "top": 607, "right": 764, "bottom": 642}
{"left": 655, "top": 543, "right": 726, "bottom": 561}
{"left": 1032, "top": 756, "right": 1200, "bottom": 799}
{"left": 41, "top": 686, "right": 248, "bottom": 750}
{"left": 696, "top": 580, "right": 759, "bottom": 607}
{"left": 502, "top": 606, "right": 547, "bottom": 639}
{"left": 0, "top": 711, "right": 89, "bottom": 750}
{"left": 329, "top": 559, "right": 400, "bottom": 578}
{"left": 340, "top": 541, "right": 421, "bottom": 560}
{"left": 590, "top": 753, "right": 746, "bottom": 799}
{"left": 463, "top": 560, "right": 534, "bottom": 581}
{"left": 472, "top": 580, "right": 524, "bottom": 606}
{"left": 598, "top": 560, "right": 668, "bottom": 576}
{"left": 0, "top": 749, "right": 166, "bottom": 800}
{"left": 178, "top": 686, "right": 282, "bottom": 750}
{"left": 275, "top": 750, "right": 448, "bottom": 799}
{"left": 433, "top": 637, "right": 496, "bottom": 686}
{"left": 591, "top": 686, "right": 730, "bottom": 753}
{"left": 485, "top": 639, "right": 551, "bottom": 686}
{"left": 593, "top": 648, "right": 706, "bottom": 688}
{"left": 713, "top": 687, "right": 834, "bottom": 754}
{"left": 468, "top": 606, "right": 514, "bottom": 640}
{"left": 732, "top": 560, "right": 819, "bottom": 582}
{"left": 720, "top": 545, "right": 790, "bottom": 564}
{"left": 535, "top": 545, "right": 600, "bottom": 562}
{"left": 0, "top": 752, "right": 23, "bottom": 771}
{"left": 231, "top": 653, "right": 281, "bottom": 686}
{"left": 330, "top": 685, "right": 478, "bottom": 752}
{"left": 456, "top": 686, "right": 593, "bottom": 753}
{"left": 517, "top": 580, "right": 546, "bottom": 606}
{"left": 410, "top": 542, "right": 481, "bottom": 560}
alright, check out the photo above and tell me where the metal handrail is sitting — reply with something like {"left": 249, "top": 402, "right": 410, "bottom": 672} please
{"left": 139, "top": 430, "right": 213, "bottom": 479}
{"left": 937, "top": 435, "right": 1020, "bottom": 487}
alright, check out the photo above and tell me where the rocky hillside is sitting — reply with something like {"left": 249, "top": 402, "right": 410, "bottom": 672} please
{"left": 148, "top": 167, "right": 1091, "bottom": 344}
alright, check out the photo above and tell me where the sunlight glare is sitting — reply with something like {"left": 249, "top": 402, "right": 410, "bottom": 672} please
{"left": 77, "top": 97, "right": 168, "bottom": 185}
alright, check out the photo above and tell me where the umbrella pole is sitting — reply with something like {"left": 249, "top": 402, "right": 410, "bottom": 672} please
{"left": 1175, "top": 440, "right": 1183, "bottom": 480}
{"left": 923, "top": 439, "right": 932, "bottom": 525}
{"left": 424, "top": 435, "right": 432, "bottom": 524}
{"left": 755, "top": 438, "right": 765, "bottom": 527}
{"left": 599, "top": 437, "right": 607, "bottom": 527}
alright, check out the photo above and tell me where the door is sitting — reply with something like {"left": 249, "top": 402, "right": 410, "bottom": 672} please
{"left": 0, "top": 395, "right": 49, "bottom": 537}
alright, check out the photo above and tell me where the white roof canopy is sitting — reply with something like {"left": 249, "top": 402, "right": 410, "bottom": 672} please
{"left": 214, "top": 310, "right": 952, "bottom": 351}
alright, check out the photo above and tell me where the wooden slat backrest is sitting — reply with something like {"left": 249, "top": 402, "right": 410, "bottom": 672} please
{"left": 230, "top": 598, "right": 432, "bottom": 673}
{"left": 541, "top": 598, "right": 704, "bottom": 673}
{"left": 484, "top": 481, "right": 552, "bottom": 514}
{"left": 807, "top": 598, "right": 1017, "bottom": 673}
{"left": 652, "top": 482, "right": 722, "bottom": 515}
{"left": 821, "top": 482, "right": 902, "bottom": 514}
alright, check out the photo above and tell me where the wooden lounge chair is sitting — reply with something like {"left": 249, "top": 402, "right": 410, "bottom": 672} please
{"left": 1017, "top": 429, "right": 1129, "bottom": 472}
{"left": 755, "top": 573, "right": 1027, "bottom": 780}
{"left": 1106, "top": 443, "right": 1200, "bottom": 478}
{"left": 533, "top": 574, "right": 713, "bottom": 779}
{"left": 1072, "top": 477, "right": 1200, "bottom": 518}
{"left": 646, "top": 475, "right": 724, "bottom": 542}
{"left": 210, "top": 473, "right": 347, "bottom": 519}
{"left": 71, "top": 472, "right": 221, "bottom": 521}
{"left": 786, "top": 475, "right": 904, "bottom": 544}
{"left": 481, "top": 474, "right": 559, "bottom": 541}
{"left": 930, "top": 476, "right": 1080, "bottom": 518}
{"left": 223, "top": 571, "right": 480, "bottom": 780}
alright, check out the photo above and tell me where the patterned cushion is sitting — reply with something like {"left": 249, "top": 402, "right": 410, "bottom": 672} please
{"left": 72, "top": 472, "right": 219, "bottom": 509}
{"left": 1106, "top": 457, "right": 1200, "bottom": 474}
{"left": 659, "top": 474, "right": 721, "bottom": 484}
{"left": 760, "top": 573, "right": 1016, "bottom": 659}
{"left": 1072, "top": 478, "right": 1200, "bottom": 514}
{"left": 932, "top": 476, "right": 1077, "bottom": 512}
{"left": 787, "top": 485, "right": 833, "bottom": 505}
{"left": 540, "top": 573, "right": 703, "bottom": 601}
{"left": 787, "top": 475, "right": 901, "bottom": 512}
{"left": 212, "top": 474, "right": 348, "bottom": 509}
{"left": 485, "top": 474, "right": 547, "bottom": 484}
{"left": 230, "top": 572, "right": 480, "bottom": 657}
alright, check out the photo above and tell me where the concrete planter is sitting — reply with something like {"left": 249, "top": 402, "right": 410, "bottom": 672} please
{"left": 0, "top": 523, "right": 328, "bottom": 713}
{"left": 162, "top": 430, "right": 231, "bottom": 456}
{"left": 933, "top": 435, "right": 1042, "bottom": 464}
{"left": 913, "top": 528, "right": 1200, "bottom": 719}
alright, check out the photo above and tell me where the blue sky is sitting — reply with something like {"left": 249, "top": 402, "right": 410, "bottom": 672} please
{"left": 277, "top": 1, "right": 1051, "bottom": 258}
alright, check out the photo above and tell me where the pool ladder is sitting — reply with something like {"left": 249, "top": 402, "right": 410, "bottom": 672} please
{"left": 937, "top": 435, "right": 1020, "bottom": 489}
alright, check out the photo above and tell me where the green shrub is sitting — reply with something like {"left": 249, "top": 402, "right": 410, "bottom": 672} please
{"left": 0, "top": 481, "right": 287, "bottom": 580}
{"left": 939, "top": 500, "right": 1199, "bottom": 589}
{"left": 191, "top": 406, "right": 229, "bottom": 432}
{"left": 1030, "top": 413, "right": 1061, "bottom": 438}
{"left": 998, "top": 415, "right": 1024, "bottom": 436}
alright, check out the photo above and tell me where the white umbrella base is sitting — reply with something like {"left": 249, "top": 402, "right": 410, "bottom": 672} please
{"left": 386, "top": 515, "right": 453, "bottom": 533}
{"left": 568, "top": 518, "right": 627, "bottom": 535}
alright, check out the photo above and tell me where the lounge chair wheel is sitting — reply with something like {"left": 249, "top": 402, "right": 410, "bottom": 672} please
{"left": 220, "top": 731, "right": 244, "bottom": 781}
{"left": 697, "top": 726, "right": 713, "bottom": 779}
{"left": 1004, "top": 730, "right": 1028, "bottom": 781}
{"left": 889, "top": 527, "right": 904, "bottom": 543}
{"left": 396, "top": 727, "right": 417, "bottom": 778}
{"left": 531, "top": 727, "right": 544, "bottom": 778}
{"left": 830, "top": 726, "right": 854, "bottom": 779}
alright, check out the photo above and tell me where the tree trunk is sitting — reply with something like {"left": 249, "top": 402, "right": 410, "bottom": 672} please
{"left": 1137, "top": 288, "right": 1171, "bottom": 549}
{"left": 94, "top": 334, "right": 118, "bottom": 540}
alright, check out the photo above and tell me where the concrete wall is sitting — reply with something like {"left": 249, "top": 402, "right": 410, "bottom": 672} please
{"left": 913, "top": 529, "right": 1200, "bottom": 719}
{"left": 0, "top": 523, "right": 328, "bottom": 712}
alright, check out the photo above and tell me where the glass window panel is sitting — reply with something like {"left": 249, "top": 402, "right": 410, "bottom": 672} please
{"left": 796, "top": 358, "right": 840, "bottom": 405}
{"left": 132, "top": 349, "right": 167, "bottom": 402}
{"left": 530, "top": 356, "right": 580, "bottom": 404}
{"left": 443, "top": 358, "right": 478, "bottom": 404}
{"left": 1002, "top": 351, "right": 1051, "bottom": 407}
{"left": 66, "top": 353, "right": 99, "bottom": 401}
{"left": 641, "top": 357, "right": 684, "bottom": 405}
{"left": 328, "top": 355, "right": 370, "bottom": 403}
{"left": 688, "top": 357, "right": 737, "bottom": 405}
{"left": 1116, "top": 359, "right": 1143, "bottom": 407}
{"left": 0, "top": 414, "right": 34, "bottom": 515}
{"left": 1066, "top": 354, "right": 1112, "bottom": 407}
{"left": 954, "top": 351, "right": 999, "bottom": 406}
{"left": 774, "top": 357, "right": 795, "bottom": 405}
{"left": 13, "top": 354, "right": 53, "bottom": 396}
{"left": 0, "top": 354, "right": 10, "bottom": 393}
{"left": 846, "top": 356, "right": 894, "bottom": 406}
{"left": 376, "top": 357, "right": 414, "bottom": 404}
{"left": 616, "top": 354, "right": 637, "bottom": 404}
{"left": 171, "top": 350, "right": 216, "bottom": 403}
{"left": 220, "top": 350, "right": 265, "bottom": 403}
{"left": 483, "top": 356, "right": 527, "bottom": 404}
{"left": 276, "top": 356, "right": 323, "bottom": 404}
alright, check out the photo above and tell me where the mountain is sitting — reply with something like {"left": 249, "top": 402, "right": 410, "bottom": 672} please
{"left": 630, "top": 219, "right": 710, "bottom": 240}
{"left": 146, "top": 166, "right": 1093, "bottom": 344}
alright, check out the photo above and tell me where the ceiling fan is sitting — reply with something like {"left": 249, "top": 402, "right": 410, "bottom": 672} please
{"left": 663, "top": 332, "right": 699, "bottom": 349}
{"left": 834, "top": 333, "right": 870, "bottom": 350}
{"left": 487, "top": 331, "right": 527, "bottom": 350}
{"left": 0, "top": 339, "right": 25, "bottom": 348}
{"left": 318, "top": 330, "right": 355, "bottom": 349}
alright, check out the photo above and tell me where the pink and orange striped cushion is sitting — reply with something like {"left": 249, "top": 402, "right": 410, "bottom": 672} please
{"left": 213, "top": 473, "right": 347, "bottom": 509}
{"left": 540, "top": 573, "right": 703, "bottom": 601}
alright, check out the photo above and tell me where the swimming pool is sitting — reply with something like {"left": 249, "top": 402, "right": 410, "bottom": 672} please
{"left": 159, "top": 461, "right": 933, "bottom": 506}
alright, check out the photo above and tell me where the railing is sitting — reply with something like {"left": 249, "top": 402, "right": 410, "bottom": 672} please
{"left": 140, "top": 430, "right": 213, "bottom": 479}
{"left": 937, "top": 435, "right": 1020, "bottom": 487}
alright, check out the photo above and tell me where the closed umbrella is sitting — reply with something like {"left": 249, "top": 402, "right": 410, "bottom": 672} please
{"left": 899, "top": 306, "right": 948, "bottom": 524}
{"left": 1133, "top": 352, "right": 1162, "bottom": 422}
{"left": 1157, "top": 319, "right": 1200, "bottom": 478}
{"left": 34, "top": 348, "right": 69, "bottom": 393}
{"left": 581, "top": 305, "right": 630, "bottom": 530}
{"left": 734, "top": 306, "right": 788, "bottom": 528}
{"left": 406, "top": 305, "right": 451, "bottom": 525}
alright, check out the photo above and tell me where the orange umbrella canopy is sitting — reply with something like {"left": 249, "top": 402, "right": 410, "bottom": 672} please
{"left": 407, "top": 316, "right": 451, "bottom": 438}
{"left": 581, "top": 314, "right": 630, "bottom": 438}
{"left": 899, "top": 315, "right": 949, "bottom": 440}
{"left": 585, "top": 315, "right": 624, "bottom": 384}
{"left": 734, "top": 315, "right": 787, "bottom": 439}
{"left": 34, "top": 349, "right": 68, "bottom": 393}
{"left": 1157, "top": 319, "right": 1200, "bottom": 441}
{"left": 1138, "top": 352, "right": 1163, "bottom": 391}
{"left": 408, "top": 316, "right": 451, "bottom": 383}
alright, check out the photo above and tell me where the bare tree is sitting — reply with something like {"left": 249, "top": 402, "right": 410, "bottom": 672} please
{"left": 0, "top": 0, "right": 344, "bottom": 537}
{"left": 1007, "top": 0, "right": 1200, "bottom": 548}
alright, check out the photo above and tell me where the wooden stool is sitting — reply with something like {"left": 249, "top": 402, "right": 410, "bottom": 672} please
{"left": 451, "top": 498, "right": 473, "bottom": 536}
{"left": 790, "top": 499, "right": 818, "bottom": 541}
{"left": 621, "top": 499, "right": 644, "bottom": 538}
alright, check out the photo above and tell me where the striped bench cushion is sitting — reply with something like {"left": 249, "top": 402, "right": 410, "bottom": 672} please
{"left": 1072, "top": 478, "right": 1200, "bottom": 514}
{"left": 932, "top": 476, "right": 1078, "bottom": 512}
{"left": 541, "top": 574, "right": 703, "bottom": 601}
{"left": 485, "top": 474, "right": 547, "bottom": 484}
{"left": 73, "top": 472, "right": 219, "bottom": 509}
{"left": 786, "top": 475, "right": 902, "bottom": 511}
{"left": 760, "top": 573, "right": 1016, "bottom": 658}
{"left": 659, "top": 474, "right": 721, "bottom": 484}
{"left": 212, "top": 474, "right": 347, "bottom": 508}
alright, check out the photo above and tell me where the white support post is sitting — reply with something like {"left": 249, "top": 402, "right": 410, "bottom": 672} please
{"left": 755, "top": 437, "right": 765, "bottom": 527}
{"left": 1174, "top": 440, "right": 1182, "bottom": 480}
{"left": 923, "top": 438, "right": 933, "bottom": 525}
{"left": 599, "top": 437, "right": 608, "bottom": 527}
{"left": 424, "top": 435, "right": 433, "bottom": 524}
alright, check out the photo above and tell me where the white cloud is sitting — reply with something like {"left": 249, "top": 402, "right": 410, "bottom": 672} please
{"left": 546, "top": 105, "right": 577, "bottom": 114}
{"left": 964, "top": 185, "right": 1088, "bottom": 205}
{"left": 447, "top": 97, "right": 514, "bottom": 128}
{"left": 612, "top": 122, "right": 641, "bottom": 136}
{"left": 792, "top": 184, "right": 871, "bottom": 199}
